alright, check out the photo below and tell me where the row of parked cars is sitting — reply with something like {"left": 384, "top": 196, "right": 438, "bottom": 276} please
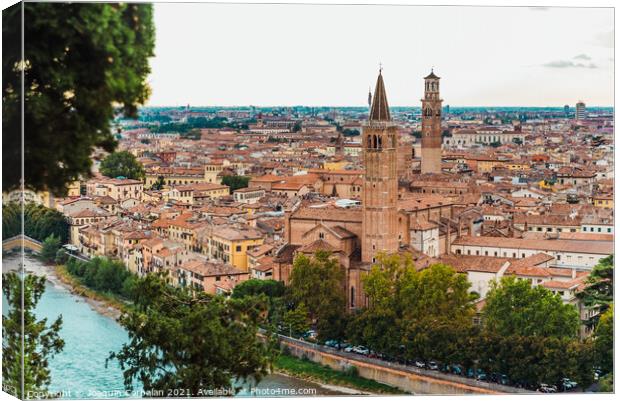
{"left": 318, "top": 338, "right": 581, "bottom": 392}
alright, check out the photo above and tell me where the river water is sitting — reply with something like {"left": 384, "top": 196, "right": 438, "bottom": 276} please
{"left": 2, "top": 256, "right": 346, "bottom": 398}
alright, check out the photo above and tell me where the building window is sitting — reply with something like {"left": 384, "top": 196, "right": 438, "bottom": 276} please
{"left": 236, "top": 245, "right": 241, "bottom": 252}
{"left": 350, "top": 287, "right": 355, "bottom": 308}
{"left": 319, "top": 232, "right": 325, "bottom": 239}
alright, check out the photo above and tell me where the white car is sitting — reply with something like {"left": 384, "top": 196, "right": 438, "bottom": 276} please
{"left": 354, "top": 346, "right": 370, "bottom": 355}
{"left": 344, "top": 345, "right": 355, "bottom": 352}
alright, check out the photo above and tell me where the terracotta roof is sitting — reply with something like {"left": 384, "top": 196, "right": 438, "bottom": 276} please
{"left": 298, "top": 239, "right": 339, "bottom": 254}
{"left": 439, "top": 255, "right": 510, "bottom": 273}
{"left": 452, "top": 235, "right": 613, "bottom": 255}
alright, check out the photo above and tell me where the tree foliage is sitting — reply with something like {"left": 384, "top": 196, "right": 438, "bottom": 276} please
{"left": 2, "top": 202, "right": 69, "bottom": 243}
{"left": 2, "top": 3, "right": 155, "bottom": 195}
{"left": 283, "top": 303, "right": 311, "bottom": 337}
{"left": 65, "top": 256, "right": 136, "bottom": 299}
{"left": 99, "top": 151, "right": 145, "bottom": 180}
{"left": 348, "top": 254, "right": 476, "bottom": 363}
{"left": 222, "top": 175, "right": 250, "bottom": 192}
{"left": 108, "top": 273, "right": 273, "bottom": 394}
{"left": 289, "top": 251, "right": 348, "bottom": 341}
{"left": 232, "top": 279, "right": 285, "bottom": 299}
{"left": 578, "top": 255, "right": 613, "bottom": 324}
{"left": 2, "top": 272, "right": 64, "bottom": 399}
{"left": 593, "top": 306, "right": 613, "bottom": 375}
{"left": 476, "top": 276, "right": 591, "bottom": 389}
{"left": 40, "top": 234, "right": 61, "bottom": 262}
{"left": 483, "top": 276, "right": 580, "bottom": 339}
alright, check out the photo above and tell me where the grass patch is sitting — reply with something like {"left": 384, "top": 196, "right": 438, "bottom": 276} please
{"left": 54, "top": 265, "right": 129, "bottom": 313}
{"left": 273, "top": 354, "right": 405, "bottom": 394}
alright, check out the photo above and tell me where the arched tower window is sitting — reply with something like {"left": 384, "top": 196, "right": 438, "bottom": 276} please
{"left": 373, "top": 135, "right": 378, "bottom": 149}
{"left": 367, "top": 135, "right": 372, "bottom": 148}
{"left": 378, "top": 136, "right": 382, "bottom": 149}
{"left": 350, "top": 286, "right": 356, "bottom": 308}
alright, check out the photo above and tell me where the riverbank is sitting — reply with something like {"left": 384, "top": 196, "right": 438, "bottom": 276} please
{"left": 16, "top": 255, "right": 126, "bottom": 321}
{"left": 273, "top": 354, "right": 406, "bottom": 395}
{"left": 53, "top": 264, "right": 126, "bottom": 320}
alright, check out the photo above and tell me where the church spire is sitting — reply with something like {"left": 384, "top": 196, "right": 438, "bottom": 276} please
{"left": 369, "top": 69, "right": 391, "bottom": 122}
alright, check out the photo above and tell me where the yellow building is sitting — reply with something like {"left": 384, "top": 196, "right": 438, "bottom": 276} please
{"left": 145, "top": 167, "right": 206, "bottom": 188}
{"left": 322, "top": 160, "right": 349, "bottom": 171}
{"left": 592, "top": 194, "right": 614, "bottom": 209}
{"left": 165, "top": 183, "right": 230, "bottom": 205}
{"left": 204, "top": 160, "right": 229, "bottom": 184}
{"left": 477, "top": 158, "right": 504, "bottom": 173}
{"left": 201, "top": 226, "right": 264, "bottom": 271}
{"left": 506, "top": 162, "right": 530, "bottom": 171}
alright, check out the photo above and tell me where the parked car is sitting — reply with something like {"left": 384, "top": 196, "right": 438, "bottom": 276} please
{"left": 324, "top": 340, "right": 339, "bottom": 348}
{"left": 498, "top": 374, "right": 510, "bottom": 385}
{"left": 343, "top": 345, "right": 355, "bottom": 352}
{"left": 303, "top": 330, "right": 317, "bottom": 340}
{"left": 476, "top": 369, "right": 488, "bottom": 381}
{"left": 561, "top": 378, "right": 577, "bottom": 391}
{"left": 353, "top": 346, "right": 370, "bottom": 355}
{"left": 539, "top": 384, "right": 557, "bottom": 393}
{"left": 427, "top": 361, "right": 439, "bottom": 370}
{"left": 414, "top": 360, "right": 426, "bottom": 369}
{"left": 451, "top": 365, "right": 464, "bottom": 376}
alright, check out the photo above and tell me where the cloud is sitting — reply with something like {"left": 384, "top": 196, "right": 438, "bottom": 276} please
{"left": 593, "top": 31, "right": 614, "bottom": 48}
{"left": 543, "top": 60, "right": 598, "bottom": 69}
{"left": 573, "top": 54, "right": 591, "bottom": 61}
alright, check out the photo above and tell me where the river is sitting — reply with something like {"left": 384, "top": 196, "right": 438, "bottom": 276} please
{"left": 2, "top": 255, "right": 348, "bottom": 398}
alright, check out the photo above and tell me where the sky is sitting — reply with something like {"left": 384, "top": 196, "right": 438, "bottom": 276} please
{"left": 146, "top": 4, "right": 614, "bottom": 107}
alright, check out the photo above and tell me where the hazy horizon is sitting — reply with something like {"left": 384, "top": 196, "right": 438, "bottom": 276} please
{"left": 146, "top": 4, "right": 614, "bottom": 108}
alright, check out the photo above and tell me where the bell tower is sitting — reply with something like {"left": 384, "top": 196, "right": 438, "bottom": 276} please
{"left": 362, "top": 70, "right": 399, "bottom": 264}
{"left": 421, "top": 70, "right": 443, "bottom": 174}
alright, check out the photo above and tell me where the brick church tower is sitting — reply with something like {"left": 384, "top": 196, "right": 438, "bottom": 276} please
{"left": 420, "top": 70, "right": 443, "bottom": 174}
{"left": 362, "top": 70, "right": 399, "bottom": 263}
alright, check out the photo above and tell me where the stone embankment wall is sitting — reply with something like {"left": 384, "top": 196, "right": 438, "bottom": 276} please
{"left": 279, "top": 335, "right": 528, "bottom": 395}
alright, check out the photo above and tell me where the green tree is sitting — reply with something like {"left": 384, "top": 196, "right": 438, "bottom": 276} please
{"left": 348, "top": 254, "right": 475, "bottom": 363}
{"left": 108, "top": 273, "right": 273, "bottom": 394}
{"left": 40, "top": 234, "right": 61, "bottom": 262}
{"left": 593, "top": 307, "right": 613, "bottom": 375}
{"left": 221, "top": 175, "right": 250, "bottom": 192}
{"left": 283, "top": 303, "right": 311, "bottom": 337}
{"left": 599, "top": 374, "right": 613, "bottom": 392}
{"left": 232, "top": 279, "right": 285, "bottom": 299}
{"left": 150, "top": 175, "right": 165, "bottom": 190}
{"left": 578, "top": 255, "right": 613, "bottom": 325}
{"left": 289, "top": 251, "right": 348, "bottom": 341}
{"left": 99, "top": 151, "right": 145, "bottom": 180}
{"left": 2, "top": 202, "right": 69, "bottom": 243}
{"left": 400, "top": 263, "right": 476, "bottom": 364}
{"left": 3, "top": 3, "right": 155, "bottom": 195}
{"left": 483, "top": 276, "right": 580, "bottom": 338}
{"left": 2, "top": 272, "right": 65, "bottom": 399}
